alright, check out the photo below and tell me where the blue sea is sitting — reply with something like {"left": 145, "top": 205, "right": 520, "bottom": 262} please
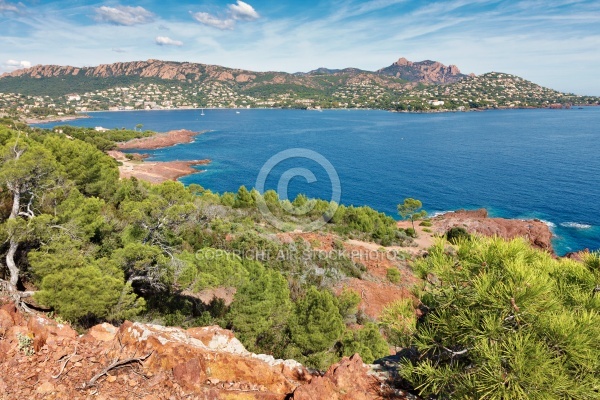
{"left": 36, "top": 107, "right": 600, "bottom": 255}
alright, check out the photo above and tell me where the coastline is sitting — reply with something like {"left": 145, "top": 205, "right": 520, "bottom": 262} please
{"left": 117, "top": 129, "right": 207, "bottom": 150}
{"left": 25, "top": 103, "right": 600, "bottom": 121}
{"left": 24, "top": 113, "right": 90, "bottom": 124}
{"left": 108, "top": 150, "right": 210, "bottom": 184}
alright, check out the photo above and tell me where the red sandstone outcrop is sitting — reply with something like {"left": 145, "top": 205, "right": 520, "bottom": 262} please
{"left": 293, "top": 354, "right": 392, "bottom": 399}
{"left": 0, "top": 302, "right": 399, "bottom": 399}
{"left": 117, "top": 129, "right": 203, "bottom": 150}
{"left": 432, "top": 209, "right": 554, "bottom": 253}
{"left": 378, "top": 57, "right": 467, "bottom": 84}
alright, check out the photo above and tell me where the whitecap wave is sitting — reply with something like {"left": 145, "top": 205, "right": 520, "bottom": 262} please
{"left": 538, "top": 219, "right": 556, "bottom": 229}
{"left": 560, "top": 222, "right": 592, "bottom": 229}
{"left": 430, "top": 211, "right": 452, "bottom": 218}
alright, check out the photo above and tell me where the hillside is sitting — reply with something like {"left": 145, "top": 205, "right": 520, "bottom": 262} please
{"left": 1, "top": 58, "right": 597, "bottom": 119}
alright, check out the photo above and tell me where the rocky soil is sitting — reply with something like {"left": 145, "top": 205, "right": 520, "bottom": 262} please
{"left": 0, "top": 302, "right": 405, "bottom": 399}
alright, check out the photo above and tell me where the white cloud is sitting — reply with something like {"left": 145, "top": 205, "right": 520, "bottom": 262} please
{"left": 191, "top": 1, "right": 259, "bottom": 30}
{"left": 94, "top": 5, "right": 154, "bottom": 26}
{"left": 112, "top": 47, "right": 127, "bottom": 53}
{"left": 0, "top": 0, "right": 19, "bottom": 13}
{"left": 229, "top": 1, "right": 259, "bottom": 21}
{"left": 2, "top": 60, "right": 31, "bottom": 71}
{"left": 191, "top": 12, "right": 236, "bottom": 30}
{"left": 155, "top": 36, "right": 183, "bottom": 47}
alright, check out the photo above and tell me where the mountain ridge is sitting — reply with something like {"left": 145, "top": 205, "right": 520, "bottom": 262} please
{"left": 1, "top": 57, "right": 598, "bottom": 115}
{"left": 1, "top": 57, "right": 464, "bottom": 84}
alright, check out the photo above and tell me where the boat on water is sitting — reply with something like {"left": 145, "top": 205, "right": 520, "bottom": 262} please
{"left": 201, "top": 108, "right": 205, "bottom": 116}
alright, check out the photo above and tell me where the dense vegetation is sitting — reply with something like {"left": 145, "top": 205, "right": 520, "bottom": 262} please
{"left": 0, "top": 120, "right": 410, "bottom": 370}
{"left": 1, "top": 119, "right": 598, "bottom": 397}
{"left": 400, "top": 237, "right": 600, "bottom": 399}
{"left": 0, "top": 75, "right": 178, "bottom": 98}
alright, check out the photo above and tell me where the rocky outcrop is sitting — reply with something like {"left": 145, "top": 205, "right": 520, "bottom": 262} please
{"left": 432, "top": 208, "right": 554, "bottom": 253}
{"left": 378, "top": 57, "right": 466, "bottom": 84}
{"left": 293, "top": 354, "right": 393, "bottom": 399}
{"left": 1, "top": 60, "right": 259, "bottom": 84}
{"left": 0, "top": 302, "right": 401, "bottom": 399}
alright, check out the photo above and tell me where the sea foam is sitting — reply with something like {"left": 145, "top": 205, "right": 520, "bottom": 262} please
{"left": 560, "top": 222, "right": 592, "bottom": 229}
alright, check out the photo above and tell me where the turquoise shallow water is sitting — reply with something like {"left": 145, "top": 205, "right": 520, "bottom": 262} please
{"left": 36, "top": 107, "right": 600, "bottom": 255}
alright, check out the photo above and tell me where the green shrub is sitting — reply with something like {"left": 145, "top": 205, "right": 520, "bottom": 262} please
{"left": 386, "top": 268, "right": 401, "bottom": 284}
{"left": 379, "top": 298, "right": 416, "bottom": 348}
{"left": 340, "top": 323, "right": 389, "bottom": 363}
{"left": 445, "top": 226, "right": 470, "bottom": 243}
{"left": 419, "top": 220, "right": 432, "bottom": 227}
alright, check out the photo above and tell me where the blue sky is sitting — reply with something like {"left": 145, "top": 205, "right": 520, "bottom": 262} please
{"left": 1, "top": 0, "right": 599, "bottom": 95}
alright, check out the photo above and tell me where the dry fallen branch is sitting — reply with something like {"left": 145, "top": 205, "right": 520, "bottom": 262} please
{"left": 83, "top": 351, "right": 153, "bottom": 389}
{"left": 52, "top": 345, "right": 78, "bottom": 379}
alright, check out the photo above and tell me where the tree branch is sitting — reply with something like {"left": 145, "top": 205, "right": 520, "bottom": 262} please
{"left": 83, "top": 352, "right": 153, "bottom": 389}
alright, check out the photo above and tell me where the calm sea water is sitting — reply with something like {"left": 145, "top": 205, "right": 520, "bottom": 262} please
{"left": 36, "top": 108, "right": 600, "bottom": 255}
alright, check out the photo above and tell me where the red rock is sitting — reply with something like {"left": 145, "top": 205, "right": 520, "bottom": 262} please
{"left": 36, "top": 381, "right": 55, "bottom": 394}
{"left": 27, "top": 315, "right": 77, "bottom": 351}
{"left": 293, "top": 354, "right": 383, "bottom": 400}
{"left": 0, "top": 309, "right": 14, "bottom": 335}
{"left": 83, "top": 323, "right": 118, "bottom": 342}
{"left": 433, "top": 209, "right": 554, "bottom": 253}
{"left": 172, "top": 358, "right": 207, "bottom": 391}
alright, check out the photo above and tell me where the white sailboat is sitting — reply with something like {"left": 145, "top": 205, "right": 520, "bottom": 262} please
{"left": 201, "top": 108, "right": 205, "bottom": 116}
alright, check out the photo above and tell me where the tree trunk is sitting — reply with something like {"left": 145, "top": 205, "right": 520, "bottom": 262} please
{"left": 9, "top": 186, "right": 20, "bottom": 220}
{"left": 6, "top": 238, "right": 19, "bottom": 288}
{"left": 4, "top": 184, "right": 23, "bottom": 299}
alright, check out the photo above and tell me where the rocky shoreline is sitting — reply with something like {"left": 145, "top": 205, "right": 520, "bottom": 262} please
{"left": 24, "top": 114, "right": 90, "bottom": 124}
{"left": 108, "top": 150, "right": 209, "bottom": 184}
{"left": 117, "top": 129, "right": 205, "bottom": 150}
{"left": 109, "top": 129, "right": 211, "bottom": 183}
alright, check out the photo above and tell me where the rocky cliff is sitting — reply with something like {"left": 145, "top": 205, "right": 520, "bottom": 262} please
{"left": 432, "top": 209, "right": 554, "bottom": 253}
{"left": 0, "top": 302, "right": 404, "bottom": 399}
{"left": 377, "top": 57, "right": 466, "bottom": 84}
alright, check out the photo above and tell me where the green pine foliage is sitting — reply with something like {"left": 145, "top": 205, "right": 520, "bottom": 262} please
{"left": 35, "top": 265, "right": 138, "bottom": 321}
{"left": 177, "top": 249, "right": 249, "bottom": 291}
{"left": 340, "top": 322, "right": 389, "bottom": 363}
{"left": 401, "top": 237, "right": 600, "bottom": 399}
{"left": 289, "top": 287, "right": 345, "bottom": 366}
{"left": 228, "top": 262, "right": 292, "bottom": 353}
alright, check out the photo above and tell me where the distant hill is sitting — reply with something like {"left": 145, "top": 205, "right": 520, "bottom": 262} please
{"left": 0, "top": 57, "right": 597, "bottom": 116}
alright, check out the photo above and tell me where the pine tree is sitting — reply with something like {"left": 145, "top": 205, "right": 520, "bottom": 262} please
{"left": 400, "top": 237, "right": 600, "bottom": 399}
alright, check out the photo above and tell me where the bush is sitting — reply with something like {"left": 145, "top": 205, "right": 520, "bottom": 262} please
{"left": 379, "top": 298, "right": 416, "bottom": 348}
{"left": 386, "top": 268, "right": 401, "bottom": 284}
{"left": 419, "top": 220, "right": 432, "bottom": 227}
{"left": 445, "top": 226, "right": 469, "bottom": 243}
{"left": 340, "top": 323, "right": 389, "bottom": 363}
{"left": 405, "top": 228, "right": 417, "bottom": 238}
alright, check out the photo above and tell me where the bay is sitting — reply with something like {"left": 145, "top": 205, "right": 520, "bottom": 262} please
{"left": 36, "top": 107, "right": 600, "bottom": 255}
